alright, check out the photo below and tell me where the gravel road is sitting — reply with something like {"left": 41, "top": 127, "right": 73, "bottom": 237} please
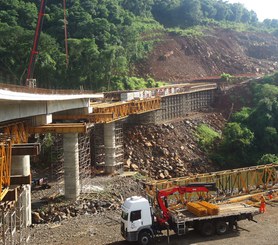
{"left": 29, "top": 205, "right": 278, "bottom": 245}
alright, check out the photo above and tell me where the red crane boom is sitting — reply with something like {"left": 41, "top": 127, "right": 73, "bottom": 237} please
{"left": 26, "top": 0, "right": 69, "bottom": 87}
{"left": 156, "top": 182, "right": 217, "bottom": 224}
{"left": 26, "top": 0, "right": 47, "bottom": 87}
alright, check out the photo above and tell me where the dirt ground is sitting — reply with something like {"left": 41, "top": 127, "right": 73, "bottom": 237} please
{"left": 135, "top": 28, "right": 278, "bottom": 82}
{"left": 29, "top": 187, "right": 278, "bottom": 245}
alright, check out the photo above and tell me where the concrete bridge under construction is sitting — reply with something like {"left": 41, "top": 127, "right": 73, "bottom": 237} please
{"left": 0, "top": 81, "right": 277, "bottom": 244}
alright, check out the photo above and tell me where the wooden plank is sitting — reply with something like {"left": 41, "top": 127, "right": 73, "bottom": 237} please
{"left": 2, "top": 188, "right": 18, "bottom": 202}
{"left": 12, "top": 143, "right": 41, "bottom": 156}
{"left": 10, "top": 175, "right": 31, "bottom": 185}
{"left": 29, "top": 123, "right": 92, "bottom": 134}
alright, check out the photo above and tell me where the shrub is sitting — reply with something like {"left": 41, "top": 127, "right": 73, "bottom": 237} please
{"left": 196, "top": 124, "right": 220, "bottom": 152}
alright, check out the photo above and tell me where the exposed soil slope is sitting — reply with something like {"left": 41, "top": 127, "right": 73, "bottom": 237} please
{"left": 135, "top": 28, "right": 278, "bottom": 82}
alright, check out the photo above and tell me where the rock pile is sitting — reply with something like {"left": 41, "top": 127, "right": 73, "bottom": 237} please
{"left": 32, "top": 175, "right": 144, "bottom": 224}
{"left": 123, "top": 112, "right": 226, "bottom": 179}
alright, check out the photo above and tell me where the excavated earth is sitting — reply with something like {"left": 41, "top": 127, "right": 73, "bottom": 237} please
{"left": 29, "top": 28, "right": 278, "bottom": 244}
{"left": 135, "top": 28, "right": 278, "bottom": 82}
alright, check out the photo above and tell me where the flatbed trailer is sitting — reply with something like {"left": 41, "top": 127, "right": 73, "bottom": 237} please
{"left": 121, "top": 196, "right": 260, "bottom": 245}
{"left": 167, "top": 202, "right": 259, "bottom": 236}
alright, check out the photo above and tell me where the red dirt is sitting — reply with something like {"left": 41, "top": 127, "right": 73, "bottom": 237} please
{"left": 135, "top": 28, "right": 278, "bottom": 82}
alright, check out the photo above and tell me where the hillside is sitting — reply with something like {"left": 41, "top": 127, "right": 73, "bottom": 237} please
{"left": 135, "top": 28, "right": 278, "bottom": 82}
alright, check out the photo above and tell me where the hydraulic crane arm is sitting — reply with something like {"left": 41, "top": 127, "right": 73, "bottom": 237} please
{"left": 156, "top": 183, "right": 217, "bottom": 224}
{"left": 26, "top": 0, "right": 47, "bottom": 86}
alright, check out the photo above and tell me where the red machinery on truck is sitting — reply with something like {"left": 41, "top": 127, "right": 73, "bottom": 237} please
{"left": 121, "top": 182, "right": 259, "bottom": 245}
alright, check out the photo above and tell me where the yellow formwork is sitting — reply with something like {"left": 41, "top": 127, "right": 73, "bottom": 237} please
{"left": 145, "top": 164, "right": 278, "bottom": 200}
{"left": 3, "top": 122, "right": 28, "bottom": 144}
{"left": 0, "top": 136, "right": 12, "bottom": 201}
{"left": 91, "top": 98, "right": 161, "bottom": 123}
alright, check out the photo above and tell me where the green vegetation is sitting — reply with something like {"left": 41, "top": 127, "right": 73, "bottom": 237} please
{"left": 213, "top": 72, "right": 278, "bottom": 168}
{"left": 220, "top": 73, "right": 233, "bottom": 82}
{"left": 196, "top": 124, "right": 220, "bottom": 152}
{"left": 258, "top": 154, "right": 278, "bottom": 165}
{"left": 168, "top": 26, "right": 204, "bottom": 37}
{"left": 0, "top": 0, "right": 278, "bottom": 91}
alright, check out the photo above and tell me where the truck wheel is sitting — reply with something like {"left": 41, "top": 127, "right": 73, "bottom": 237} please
{"left": 201, "top": 222, "right": 215, "bottom": 236}
{"left": 138, "top": 231, "right": 152, "bottom": 245}
{"left": 216, "top": 221, "right": 228, "bottom": 235}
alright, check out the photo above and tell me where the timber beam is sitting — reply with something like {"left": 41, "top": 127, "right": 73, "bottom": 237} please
{"left": 2, "top": 187, "right": 18, "bottom": 202}
{"left": 10, "top": 175, "right": 31, "bottom": 185}
{"left": 29, "top": 123, "right": 92, "bottom": 134}
{"left": 12, "top": 143, "right": 41, "bottom": 156}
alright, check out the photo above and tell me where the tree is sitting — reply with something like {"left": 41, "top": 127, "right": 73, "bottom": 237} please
{"left": 217, "top": 122, "right": 254, "bottom": 167}
{"left": 66, "top": 38, "right": 100, "bottom": 89}
{"left": 214, "top": 1, "right": 228, "bottom": 21}
{"left": 179, "top": 0, "right": 203, "bottom": 26}
{"left": 121, "top": 0, "right": 154, "bottom": 17}
{"left": 261, "top": 127, "right": 278, "bottom": 153}
{"left": 228, "top": 3, "right": 244, "bottom": 22}
{"left": 222, "top": 122, "right": 254, "bottom": 151}
{"left": 257, "top": 154, "right": 278, "bottom": 165}
{"left": 231, "top": 107, "right": 252, "bottom": 125}
{"left": 201, "top": 0, "right": 217, "bottom": 19}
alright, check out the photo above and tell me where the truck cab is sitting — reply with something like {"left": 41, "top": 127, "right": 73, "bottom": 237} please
{"left": 121, "top": 196, "right": 154, "bottom": 245}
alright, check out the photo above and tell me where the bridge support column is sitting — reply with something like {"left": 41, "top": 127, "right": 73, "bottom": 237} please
{"left": 11, "top": 155, "right": 32, "bottom": 226}
{"left": 63, "top": 133, "right": 80, "bottom": 200}
{"left": 104, "top": 122, "right": 116, "bottom": 174}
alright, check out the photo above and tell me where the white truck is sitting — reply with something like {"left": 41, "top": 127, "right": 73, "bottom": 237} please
{"left": 121, "top": 183, "right": 259, "bottom": 245}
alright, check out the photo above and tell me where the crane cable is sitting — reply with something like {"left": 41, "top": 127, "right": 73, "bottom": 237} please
{"left": 63, "top": 0, "right": 69, "bottom": 67}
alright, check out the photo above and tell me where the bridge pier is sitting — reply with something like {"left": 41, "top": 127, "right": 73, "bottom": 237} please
{"left": 11, "top": 155, "right": 32, "bottom": 226}
{"left": 104, "top": 122, "right": 116, "bottom": 174}
{"left": 63, "top": 133, "right": 80, "bottom": 200}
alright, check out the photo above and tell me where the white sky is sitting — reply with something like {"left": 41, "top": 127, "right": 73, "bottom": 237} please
{"left": 227, "top": 0, "right": 278, "bottom": 21}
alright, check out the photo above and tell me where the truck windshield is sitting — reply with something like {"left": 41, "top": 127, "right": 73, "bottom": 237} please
{"left": 121, "top": 211, "right": 128, "bottom": 220}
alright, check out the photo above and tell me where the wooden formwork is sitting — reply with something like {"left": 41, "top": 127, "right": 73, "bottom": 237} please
{"left": 91, "top": 98, "right": 161, "bottom": 123}
{"left": 145, "top": 164, "right": 278, "bottom": 200}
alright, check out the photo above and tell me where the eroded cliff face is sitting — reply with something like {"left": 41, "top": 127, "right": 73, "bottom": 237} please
{"left": 135, "top": 28, "right": 278, "bottom": 82}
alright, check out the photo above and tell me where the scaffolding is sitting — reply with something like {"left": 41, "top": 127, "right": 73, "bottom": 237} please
{"left": 159, "top": 90, "right": 215, "bottom": 122}
{"left": 91, "top": 122, "right": 124, "bottom": 172}
{"left": 78, "top": 131, "right": 92, "bottom": 193}
{"left": 50, "top": 134, "right": 64, "bottom": 194}
{"left": 91, "top": 124, "right": 105, "bottom": 168}
{"left": 0, "top": 187, "right": 30, "bottom": 245}
{"left": 114, "top": 121, "right": 124, "bottom": 171}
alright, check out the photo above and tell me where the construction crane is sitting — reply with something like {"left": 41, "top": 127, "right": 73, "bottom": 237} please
{"left": 26, "top": 0, "right": 68, "bottom": 87}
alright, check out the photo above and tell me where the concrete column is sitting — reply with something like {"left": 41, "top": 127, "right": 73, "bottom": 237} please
{"left": 11, "top": 155, "right": 32, "bottom": 226}
{"left": 11, "top": 155, "right": 30, "bottom": 176}
{"left": 104, "top": 122, "right": 116, "bottom": 174}
{"left": 63, "top": 133, "right": 80, "bottom": 200}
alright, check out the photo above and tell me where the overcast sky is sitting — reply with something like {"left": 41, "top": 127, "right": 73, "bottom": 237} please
{"left": 227, "top": 0, "right": 278, "bottom": 21}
